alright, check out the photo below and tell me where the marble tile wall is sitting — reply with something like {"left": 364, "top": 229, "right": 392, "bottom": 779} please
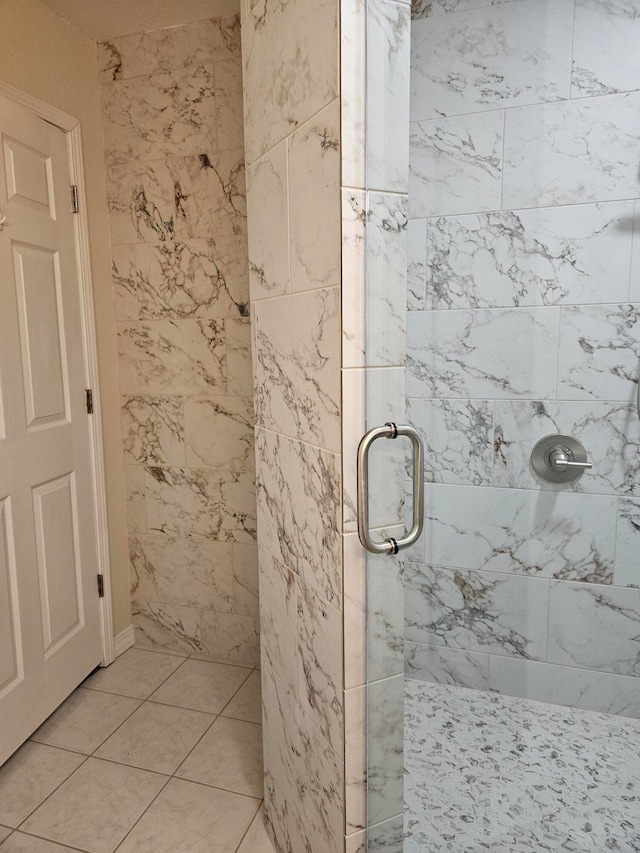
{"left": 242, "top": 1, "right": 347, "bottom": 851}
{"left": 98, "top": 17, "right": 259, "bottom": 666}
{"left": 406, "top": 0, "right": 640, "bottom": 718}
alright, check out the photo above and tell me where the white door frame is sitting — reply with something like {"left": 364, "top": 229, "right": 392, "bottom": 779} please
{"left": 0, "top": 79, "right": 115, "bottom": 666}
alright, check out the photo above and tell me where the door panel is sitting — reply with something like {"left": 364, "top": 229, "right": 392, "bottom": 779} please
{"left": 3, "top": 134, "right": 54, "bottom": 215}
{"left": 0, "top": 497, "right": 23, "bottom": 696}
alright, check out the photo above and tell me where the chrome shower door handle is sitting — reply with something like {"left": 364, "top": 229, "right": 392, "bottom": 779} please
{"left": 357, "top": 422, "right": 424, "bottom": 555}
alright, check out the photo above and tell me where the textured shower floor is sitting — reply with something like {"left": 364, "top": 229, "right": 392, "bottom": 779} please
{"left": 405, "top": 678, "right": 640, "bottom": 852}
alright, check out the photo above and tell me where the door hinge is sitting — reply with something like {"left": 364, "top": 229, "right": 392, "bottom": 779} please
{"left": 86, "top": 389, "right": 94, "bottom": 414}
{"left": 71, "top": 185, "right": 79, "bottom": 214}
{"left": 97, "top": 574, "right": 104, "bottom": 598}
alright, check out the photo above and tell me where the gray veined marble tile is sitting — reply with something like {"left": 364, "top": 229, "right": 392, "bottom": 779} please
{"left": 411, "top": 0, "right": 432, "bottom": 19}
{"left": 411, "top": 0, "right": 572, "bottom": 121}
{"left": 548, "top": 581, "right": 640, "bottom": 677}
{"left": 557, "top": 304, "right": 640, "bottom": 402}
{"left": 404, "top": 562, "right": 549, "bottom": 660}
{"left": 232, "top": 543, "right": 259, "bottom": 617}
{"left": 493, "top": 400, "right": 640, "bottom": 495}
{"left": 367, "top": 675, "right": 404, "bottom": 826}
{"left": 98, "top": 39, "right": 122, "bottom": 83}
{"left": 407, "top": 218, "right": 427, "bottom": 310}
{"left": 107, "top": 161, "right": 174, "bottom": 244}
{"left": 344, "top": 686, "right": 366, "bottom": 835}
{"left": 404, "top": 641, "right": 491, "bottom": 690}
{"left": 101, "top": 67, "right": 216, "bottom": 167}
{"left": 422, "top": 483, "right": 616, "bottom": 583}
{"left": 406, "top": 306, "right": 560, "bottom": 399}
{"left": 407, "top": 398, "right": 493, "bottom": 485}
{"left": 572, "top": 0, "right": 640, "bottom": 98}
{"left": 615, "top": 498, "right": 640, "bottom": 587}
{"left": 503, "top": 91, "right": 640, "bottom": 210}
{"left": 409, "top": 110, "right": 503, "bottom": 218}
{"left": 121, "top": 396, "right": 185, "bottom": 466}
{"left": 214, "top": 57, "right": 244, "bottom": 151}
{"left": 184, "top": 395, "right": 254, "bottom": 473}
{"left": 124, "top": 465, "right": 147, "bottom": 534}
{"left": 341, "top": 0, "right": 367, "bottom": 191}
{"left": 257, "top": 547, "right": 298, "bottom": 694}
{"left": 200, "top": 609, "right": 259, "bottom": 665}
{"left": 111, "top": 244, "right": 139, "bottom": 321}
{"left": 132, "top": 600, "right": 204, "bottom": 655}
{"left": 424, "top": 202, "right": 635, "bottom": 309}
{"left": 431, "top": 0, "right": 526, "bottom": 11}
{"left": 116, "top": 19, "right": 223, "bottom": 79}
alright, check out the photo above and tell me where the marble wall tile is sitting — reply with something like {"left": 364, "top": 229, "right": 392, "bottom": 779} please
{"left": 423, "top": 483, "right": 616, "bottom": 583}
{"left": 132, "top": 600, "right": 204, "bottom": 654}
{"left": 341, "top": 0, "right": 366, "bottom": 189}
{"left": 411, "top": 0, "right": 572, "bottom": 121}
{"left": 406, "top": 307, "right": 560, "bottom": 399}
{"left": 213, "top": 58, "right": 244, "bottom": 150}
{"left": 102, "top": 68, "right": 216, "bottom": 167}
{"left": 367, "top": 675, "right": 404, "bottom": 826}
{"left": 253, "top": 288, "right": 340, "bottom": 451}
{"left": 488, "top": 657, "right": 640, "bottom": 719}
{"left": 132, "top": 239, "right": 249, "bottom": 320}
{"left": 288, "top": 101, "right": 341, "bottom": 292}
{"left": 130, "top": 533, "right": 233, "bottom": 610}
{"left": 225, "top": 318, "right": 253, "bottom": 395}
{"left": 493, "top": 400, "right": 640, "bottom": 495}
{"left": 547, "top": 581, "right": 640, "bottom": 677}
{"left": 184, "top": 395, "right": 254, "bottom": 473}
{"left": 405, "top": 641, "right": 491, "bottom": 689}
{"left": 111, "top": 245, "right": 139, "bottom": 320}
{"left": 409, "top": 110, "right": 503, "bottom": 218}
{"left": 98, "top": 40, "right": 123, "bottom": 83}
{"left": 145, "top": 465, "right": 256, "bottom": 543}
{"left": 615, "top": 498, "right": 640, "bottom": 588}
{"left": 241, "top": 0, "right": 339, "bottom": 165}
{"left": 258, "top": 548, "right": 298, "bottom": 694}
{"left": 107, "top": 161, "right": 175, "bottom": 244}
{"left": 232, "top": 543, "right": 259, "bottom": 616}
{"left": 405, "top": 562, "right": 550, "bottom": 660}
{"left": 367, "top": 0, "right": 411, "bottom": 192}
{"left": 255, "top": 429, "right": 341, "bottom": 606}
{"left": 432, "top": 0, "right": 523, "bottom": 11}
{"left": 412, "top": 0, "right": 432, "bottom": 16}
{"left": 407, "top": 398, "right": 493, "bottom": 485}
{"left": 345, "top": 686, "right": 366, "bottom": 835}
{"left": 557, "top": 304, "right": 640, "bottom": 402}
{"left": 117, "top": 320, "right": 226, "bottom": 395}
{"left": 502, "top": 92, "right": 640, "bottom": 209}
{"left": 366, "top": 547, "right": 405, "bottom": 683}
{"left": 342, "top": 190, "right": 367, "bottom": 368}
{"left": 121, "top": 396, "right": 185, "bottom": 466}
{"left": 200, "top": 610, "right": 259, "bottom": 665}
{"left": 343, "top": 534, "right": 367, "bottom": 690}
{"left": 298, "top": 581, "right": 344, "bottom": 753}
{"left": 124, "top": 465, "right": 147, "bottom": 533}
{"left": 407, "top": 218, "right": 426, "bottom": 311}
{"left": 117, "top": 20, "right": 215, "bottom": 79}
{"left": 245, "top": 143, "right": 289, "bottom": 299}
{"left": 172, "top": 150, "right": 246, "bottom": 240}
{"left": 424, "top": 202, "right": 635, "bottom": 310}
{"left": 572, "top": 0, "right": 640, "bottom": 98}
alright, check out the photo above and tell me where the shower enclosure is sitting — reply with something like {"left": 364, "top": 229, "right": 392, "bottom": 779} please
{"left": 360, "top": 0, "right": 640, "bottom": 849}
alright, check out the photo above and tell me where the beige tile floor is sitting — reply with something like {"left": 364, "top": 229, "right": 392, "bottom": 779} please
{"left": 0, "top": 647, "right": 276, "bottom": 853}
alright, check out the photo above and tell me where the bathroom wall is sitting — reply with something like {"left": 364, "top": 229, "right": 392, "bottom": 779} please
{"left": 99, "top": 15, "right": 259, "bottom": 665}
{"left": 405, "top": 0, "right": 640, "bottom": 716}
{"left": 241, "top": 0, "right": 346, "bottom": 850}
{"left": 0, "top": 0, "right": 131, "bottom": 639}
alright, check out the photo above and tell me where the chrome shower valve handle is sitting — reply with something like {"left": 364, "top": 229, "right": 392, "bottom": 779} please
{"left": 530, "top": 434, "right": 593, "bottom": 484}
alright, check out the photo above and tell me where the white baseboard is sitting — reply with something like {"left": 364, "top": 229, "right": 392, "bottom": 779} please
{"left": 113, "top": 625, "right": 135, "bottom": 658}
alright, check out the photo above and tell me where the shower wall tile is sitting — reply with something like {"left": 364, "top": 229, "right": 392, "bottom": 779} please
{"left": 124, "top": 465, "right": 147, "bottom": 534}
{"left": 407, "top": 398, "right": 493, "bottom": 486}
{"left": 424, "top": 203, "right": 635, "bottom": 310}
{"left": 407, "top": 218, "right": 426, "bottom": 310}
{"left": 107, "top": 161, "right": 175, "bottom": 244}
{"left": 366, "top": 675, "right": 404, "bottom": 826}
{"left": 431, "top": 0, "right": 525, "bottom": 12}
{"left": 405, "top": 562, "right": 550, "bottom": 660}
{"left": 255, "top": 428, "right": 341, "bottom": 607}
{"left": 232, "top": 543, "right": 259, "bottom": 616}
{"left": 557, "top": 304, "right": 640, "bottom": 401}
{"left": 241, "top": 0, "right": 338, "bottom": 164}
{"left": 615, "top": 498, "right": 640, "bottom": 588}
{"left": 411, "top": 0, "right": 572, "bottom": 121}
{"left": 258, "top": 548, "right": 298, "bottom": 694}
{"left": 121, "top": 396, "right": 185, "bottom": 466}
{"left": 184, "top": 396, "right": 254, "bottom": 473}
{"left": 253, "top": 288, "right": 341, "bottom": 452}
{"left": 132, "top": 600, "right": 204, "bottom": 655}
{"left": 172, "top": 150, "right": 246, "bottom": 240}
{"left": 214, "top": 58, "right": 245, "bottom": 150}
{"left": 423, "top": 484, "right": 616, "bottom": 584}
{"left": 487, "top": 657, "right": 640, "bottom": 719}
{"left": 98, "top": 39, "right": 122, "bottom": 83}
{"left": 245, "top": 143, "right": 289, "bottom": 299}
{"left": 502, "top": 92, "right": 640, "bottom": 209}
{"left": 145, "top": 465, "right": 256, "bottom": 543}
{"left": 404, "top": 642, "right": 491, "bottom": 690}
{"left": 225, "top": 318, "right": 253, "bottom": 395}
{"left": 130, "top": 533, "right": 234, "bottom": 611}
{"left": 111, "top": 245, "right": 139, "bottom": 320}
{"left": 117, "top": 320, "right": 226, "bottom": 396}
{"left": 341, "top": 0, "right": 367, "bottom": 189}
{"left": 409, "top": 110, "right": 503, "bottom": 218}
{"left": 406, "top": 307, "right": 560, "bottom": 399}
{"left": 345, "top": 685, "right": 366, "bottom": 835}
{"left": 547, "top": 581, "right": 640, "bottom": 677}
{"left": 288, "top": 101, "right": 341, "bottom": 293}
{"left": 411, "top": 0, "right": 432, "bottom": 16}
{"left": 572, "top": 0, "right": 640, "bottom": 98}
{"left": 200, "top": 609, "right": 259, "bottom": 665}
{"left": 493, "top": 400, "right": 640, "bottom": 496}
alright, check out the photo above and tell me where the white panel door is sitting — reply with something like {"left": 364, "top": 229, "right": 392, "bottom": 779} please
{"left": 0, "top": 94, "right": 102, "bottom": 764}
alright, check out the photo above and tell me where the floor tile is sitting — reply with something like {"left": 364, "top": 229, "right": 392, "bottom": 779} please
{"left": 30, "top": 689, "right": 140, "bottom": 755}
{"left": 117, "top": 778, "right": 259, "bottom": 853}
{"left": 0, "top": 833, "right": 78, "bottom": 851}
{"left": 21, "top": 758, "right": 166, "bottom": 853}
{"left": 149, "top": 658, "right": 250, "bottom": 714}
{"left": 177, "top": 717, "right": 264, "bottom": 798}
{"left": 0, "top": 742, "right": 84, "bottom": 827}
{"left": 83, "top": 648, "right": 184, "bottom": 700}
{"left": 95, "top": 702, "right": 213, "bottom": 774}
{"left": 222, "top": 670, "right": 262, "bottom": 724}
{"left": 0, "top": 827, "right": 11, "bottom": 844}
{"left": 237, "top": 806, "right": 277, "bottom": 852}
